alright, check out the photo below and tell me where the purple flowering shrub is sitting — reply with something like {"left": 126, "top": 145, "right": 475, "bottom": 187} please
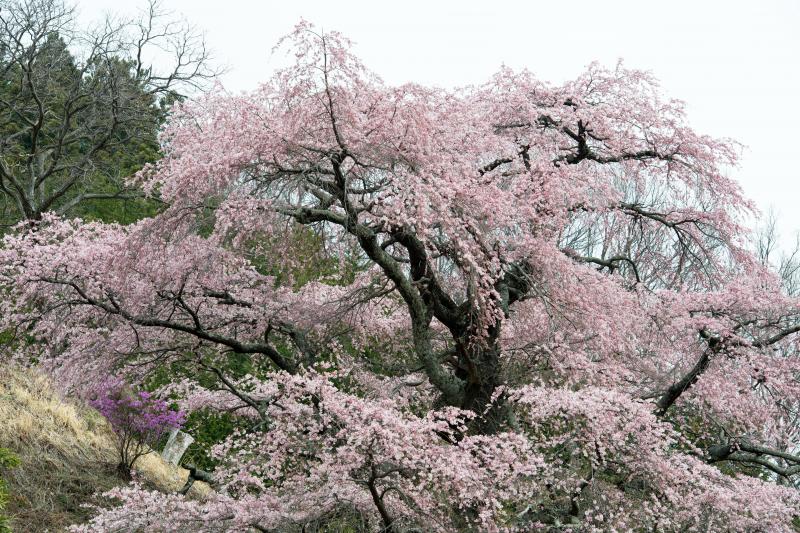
{"left": 89, "top": 380, "right": 185, "bottom": 479}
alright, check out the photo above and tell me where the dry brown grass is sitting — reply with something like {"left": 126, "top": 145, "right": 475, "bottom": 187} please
{"left": 0, "top": 364, "right": 209, "bottom": 532}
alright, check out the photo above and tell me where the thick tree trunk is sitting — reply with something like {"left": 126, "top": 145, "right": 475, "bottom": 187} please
{"left": 455, "top": 335, "right": 506, "bottom": 435}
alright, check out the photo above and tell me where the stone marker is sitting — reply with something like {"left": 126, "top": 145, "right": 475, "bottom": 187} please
{"left": 161, "top": 428, "right": 194, "bottom": 466}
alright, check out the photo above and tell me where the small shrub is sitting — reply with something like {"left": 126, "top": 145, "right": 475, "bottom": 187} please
{"left": 89, "top": 381, "right": 185, "bottom": 480}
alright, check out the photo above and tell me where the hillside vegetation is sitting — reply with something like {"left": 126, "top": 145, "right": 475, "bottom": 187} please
{"left": 0, "top": 365, "right": 209, "bottom": 532}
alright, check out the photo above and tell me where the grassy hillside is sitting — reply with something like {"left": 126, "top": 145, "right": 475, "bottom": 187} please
{"left": 0, "top": 365, "right": 209, "bottom": 532}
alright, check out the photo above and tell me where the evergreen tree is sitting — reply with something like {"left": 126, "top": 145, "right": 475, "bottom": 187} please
{"left": 0, "top": 0, "right": 216, "bottom": 225}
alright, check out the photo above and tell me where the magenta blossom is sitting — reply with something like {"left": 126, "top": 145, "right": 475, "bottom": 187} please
{"left": 90, "top": 380, "right": 185, "bottom": 478}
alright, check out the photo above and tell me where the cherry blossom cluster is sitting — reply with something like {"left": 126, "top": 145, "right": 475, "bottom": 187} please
{"left": 3, "top": 20, "right": 800, "bottom": 532}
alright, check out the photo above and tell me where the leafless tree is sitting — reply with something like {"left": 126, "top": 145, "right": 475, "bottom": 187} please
{"left": 0, "top": 0, "right": 218, "bottom": 222}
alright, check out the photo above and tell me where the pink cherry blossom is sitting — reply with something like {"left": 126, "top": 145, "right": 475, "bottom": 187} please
{"left": 2, "top": 21, "right": 799, "bottom": 532}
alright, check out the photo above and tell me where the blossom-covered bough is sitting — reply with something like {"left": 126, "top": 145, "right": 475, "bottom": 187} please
{"left": 3, "top": 23, "right": 800, "bottom": 532}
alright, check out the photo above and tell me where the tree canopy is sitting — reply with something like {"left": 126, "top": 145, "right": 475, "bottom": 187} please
{"left": 2, "top": 22, "right": 800, "bottom": 532}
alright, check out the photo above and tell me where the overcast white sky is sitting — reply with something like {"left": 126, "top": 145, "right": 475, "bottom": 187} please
{"left": 79, "top": 0, "right": 800, "bottom": 244}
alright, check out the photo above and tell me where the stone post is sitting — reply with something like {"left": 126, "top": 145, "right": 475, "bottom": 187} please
{"left": 161, "top": 428, "right": 194, "bottom": 466}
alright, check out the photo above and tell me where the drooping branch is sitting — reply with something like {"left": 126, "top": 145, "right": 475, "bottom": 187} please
{"left": 654, "top": 334, "right": 720, "bottom": 416}
{"left": 708, "top": 440, "right": 800, "bottom": 478}
{"left": 38, "top": 277, "right": 296, "bottom": 373}
{"left": 567, "top": 252, "right": 641, "bottom": 283}
{"left": 279, "top": 185, "right": 465, "bottom": 405}
{"left": 656, "top": 321, "right": 800, "bottom": 416}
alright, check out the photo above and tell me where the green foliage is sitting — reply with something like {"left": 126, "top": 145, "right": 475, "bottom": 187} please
{"left": 182, "top": 410, "right": 239, "bottom": 471}
{"left": 68, "top": 133, "right": 163, "bottom": 224}
{"left": 0, "top": 24, "right": 167, "bottom": 226}
{"left": 0, "top": 449, "right": 20, "bottom": 469}
{"left": 0, "top": 447, "right": 20, "bottom": 533}
{"left": 145, "top": 352, "right": 261, "bottom": 470}
{"left": 241, "top": 225, "right": 343, "bottom": 289}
